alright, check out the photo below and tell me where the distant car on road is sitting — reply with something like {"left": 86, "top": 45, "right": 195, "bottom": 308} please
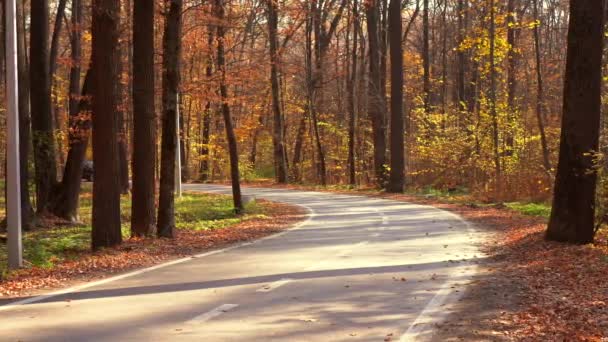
{"left": 83, "top": 160, "right": 94, "bottom": 182}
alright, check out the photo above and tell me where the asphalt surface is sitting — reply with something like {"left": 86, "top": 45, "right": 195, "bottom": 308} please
{"left": 0, "top": 185, "right": 483, "bottom": 341}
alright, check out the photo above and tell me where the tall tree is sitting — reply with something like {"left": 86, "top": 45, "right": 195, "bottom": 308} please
{"left": 199, "top": 28, "right": 214, "bottom": 182}
{"left": 216, "top": 0, "right": 244, "bottom": 213}
{"left": 347, "top": 0, "right": 359, "bottom": 186}
{"left": 131, "top": 0, "right": 157, "bottom": 237}
{"left": 30, "top": 0, "right": 58, "bottom": 213}
{"left": 267, "top": 0, "right": 288, "bottom": 184}
{"left": 157, "top": 0, "right": 183, "bottom": 238}
{"left": 386, "top": 0, "right": 404, "bottom": 193}
{"left": 50, "top": 0, "right": 91, "bottom": 222}
{"left": 421, "top": 0, "right": 430, "bottom": 113}
{"left": 533, "top": 0, "right": 551, "bottom": 175}
{"left": 366, "top": 0, "right": 387, "bottom": 187}
{"left": 488, "top": 0, "right": 501, "bottom": 197}
{"left": 546, "top": 0, "right": 604, "bottom": 244}
{"left": 91, "top": 0, "right": 123, "bottom": 249}
{"left": 17, "top": 0, "right": 35, "bottom": 228}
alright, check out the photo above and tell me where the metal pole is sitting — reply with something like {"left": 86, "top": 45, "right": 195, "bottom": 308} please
{"left": 175, "top": 93, "right": 182, "bottom": 198}
{"left": 6, "top": 0, "right": 23, "bottom": 269}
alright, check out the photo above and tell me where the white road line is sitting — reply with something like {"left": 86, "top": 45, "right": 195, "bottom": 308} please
{"left": 336, "top": 241, "right": 369, "bottom": 257}
{"left": 256, "top": 278, "right": 293, "bottom": 293}
{"left": 373, "top": 208, "right": 389, "bottom": 226}
{"left": 187, "top": 304, "right": 239, "bottom": 324}
{"left": 0, "top": 204, "right": 315, "bottom": 312}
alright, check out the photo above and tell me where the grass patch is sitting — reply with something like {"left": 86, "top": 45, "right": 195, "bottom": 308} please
{"left": 505, "top": 202, "right": 552, "bottom": 218}
{"left": 1, "top": 188, "right": 264, "bottom": 275}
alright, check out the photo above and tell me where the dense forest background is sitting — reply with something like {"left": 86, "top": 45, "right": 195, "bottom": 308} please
{"left": 0, "top": 0, "right": 606, "bottom": 242}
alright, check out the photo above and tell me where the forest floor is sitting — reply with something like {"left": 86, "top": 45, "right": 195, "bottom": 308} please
{"left": 237, "top": 181, "right": 608, "bottom": 341}
{"left": 0, "top": 186, "right": 306, "bottom": 298}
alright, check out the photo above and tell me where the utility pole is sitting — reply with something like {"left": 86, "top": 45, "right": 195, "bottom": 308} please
{"left": 175, "top": 93, "right": 182, "bottom": 198}
{"left": 6, "top": 0, "right": 23, "bottom": 269}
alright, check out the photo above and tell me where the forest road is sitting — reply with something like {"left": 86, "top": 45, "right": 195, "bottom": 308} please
{"left": 0, "top": 185, "right": 484, "bottom": 342}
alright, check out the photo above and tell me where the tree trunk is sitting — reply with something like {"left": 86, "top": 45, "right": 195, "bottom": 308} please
{"left": 267, "top": 0, "right": 288, "bottom": 184}
{"left": 157, "top": 0, "right": 183, "bottom": 238}
{"left": 30, "top": 0, "right": 58, "bottom": 213}
{"left": 131, "top": 0, "right": 157, "bottom": 237}
{"left": 505, "top": 0, "right": 517, "bottom": 152}
{"left": 199, "top": 29, "right": 214, "bottom": 182}
{"left": 17, "top": 0, "right": 35, "bottom": 229}
{"left": 347, "top": 0, "right": 358, "bottom": 186}
{"left": 422, "top": 0, "right": 431, "bottom": 113}
{"left": 216, "top": 0, "right": 243, "bottom": 213}
{"left": 51, "top": 69, "right": 92, "bottom": 222}
{"left": 386, "top": 0, "right": 404, "bottom": 193}
{"left": 456, "top": 0, "right": 467, "bottom": 112}
{"left": 489, "top": 0, "right": 501, "bottom": 197}
{"left": 91, "top": 0, "right": 122, "bottom": 250}
{"left": 546, "top": 0, "right": 604, "bottom": 244}
{"left": 533, "top": 0, "right": 551, "bottom": 175}
{"left": 365, "top": 0, "right": 387, "bottom": 187}
{"left": 49, "top": 0, "right": 68, "bottom": 164}
{"left": 116, "top": 44, "right": 130, "bottom": 195}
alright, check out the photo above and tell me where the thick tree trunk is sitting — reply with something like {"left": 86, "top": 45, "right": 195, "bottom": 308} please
{"left": 157, "top": 0, "right": 183, "bottom": 238}
{"left": 91, "top": 0, "right": 123, "bottom": 250}
{"left": 216, "top": 0, "right": 243, "bottom": 213}
{"left": 365, "top": 0, "right": 387, "bottom": 187}
{"left": 17, "top": 0, "right": 35, "bottom": 229}
{"left": 131, "top": 0, "right": 156, "bottom": 237}
{"left": 267, "top": 0, "right": 288, "bottom": 184}
{"left": 546, "top": 0, "right": 604, "bottom": 244}
{"left": 386, "top": 0, "right": 404, "bottom": 193}
{"left": 49, "top": 0, "right": 68, "bottom": 163}
{"left": 30, "top": 0, "right": 58, "bottom": 213}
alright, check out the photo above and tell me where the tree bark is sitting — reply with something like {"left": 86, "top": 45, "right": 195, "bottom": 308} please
{"left": 17, "top": 0, "right": 35, "bottom": 229}
{"left": 51, "top": 69, "right": 92, "bottom": 222}
{"left": 386, "top": 0, "right": 404, "bottom": 193}
{"left": 91, "top": 0, "right": 123, "bottom": 250}
{"left": 30, "top": 0, "right": 58, "bottom": 213}
{"left": 365, "top": 0, "right": 387, "bottom": 187}
{"left": 546, "top": 0, "right": 604, "bottom": 244}
{"left": 533, "top": 0, "right": 551, "bottom": 175}
{"left": 505, "top": 0, "right": 517, "bottom": 152}
{"left": 267, "top": 0, "right": 288, "bottom": 184}
{"left": 347, "top": 0, "right": 359, "bottom": 186}
{"left": 216, "top": 0, "right": 243, "bottom": 213}
{"left": 157, "top": 0, "right": 183, "bottom": 238}
{"left": 131, "top": 0, "right": 157, "bottom": 237}
{"left": 489, "top": 0, "right": 501, "bottom": 197}
{"left": 422, "top": 0, "right": 431, "bottom": 113}
{"left": 199, "top": 28, "right": 214, "bottom": 182}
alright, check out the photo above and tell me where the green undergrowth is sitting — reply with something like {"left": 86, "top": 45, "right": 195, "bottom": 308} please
{"left": 0, "top": 186, "right": 263, "bottom": 275}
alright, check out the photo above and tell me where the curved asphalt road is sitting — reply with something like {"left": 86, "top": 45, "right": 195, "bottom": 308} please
{"left": 0, "top": 185, "right": 483, "bottom": 341}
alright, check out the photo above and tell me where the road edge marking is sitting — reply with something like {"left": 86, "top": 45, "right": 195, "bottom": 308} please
{"left": 187, "top": 303, "right": 239, "bottom": 323}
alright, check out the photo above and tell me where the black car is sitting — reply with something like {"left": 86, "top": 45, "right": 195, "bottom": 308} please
{"left": 82, "top": 160, "right": 94, "bottom": 181}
